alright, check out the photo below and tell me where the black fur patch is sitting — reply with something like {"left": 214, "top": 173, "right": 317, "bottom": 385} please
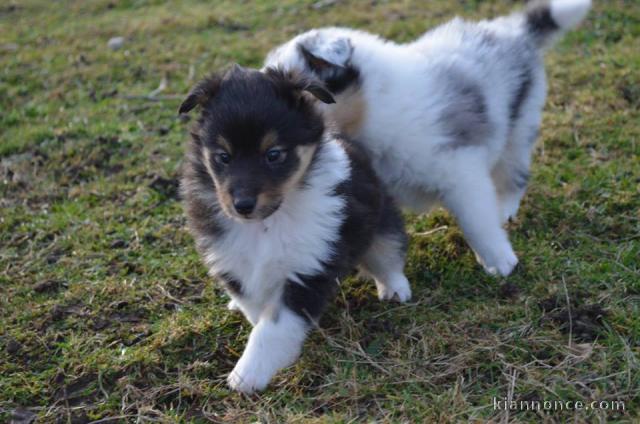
{"left": 299, "top": 45, "right": 360, "bottom": 95}
{"left": 178, "top": 75, "right": 222, "bottom": 114}
{"left": 526, "top": 1, "right": 559, "bottom": 41}
{"left": 283, "top": 139, "right": 406, "bottom": 323}
{"left": 510, "top": 65, "right": 533, "bottom": 123}
{"left": 332, "top": 140, "right": 387, "bottom": 265}
{"left": 283, "top": 274, "right": 339, "bottom": 322}
{"left": 375, "top": 192, "right": 408, "bottom": 251}
{"left": 513, "top": 169, "right": 531, "bottom": 190}
{"left": 218, "top": 272, "right": 243, "bottom": 296}
{"left": 441, "top": 73, "right": 494, "bottom": 148}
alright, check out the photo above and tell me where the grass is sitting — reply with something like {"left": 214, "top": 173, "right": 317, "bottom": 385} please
{"left": 1, "top": 0, "right": 638, "bottom": 422}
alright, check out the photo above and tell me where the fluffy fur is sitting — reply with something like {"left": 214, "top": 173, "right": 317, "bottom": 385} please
{"left": 264, "top": 0, "right": 592, "bottom": 276}
{"left": 180, "top": 66, "right": 410, "bottom": 393}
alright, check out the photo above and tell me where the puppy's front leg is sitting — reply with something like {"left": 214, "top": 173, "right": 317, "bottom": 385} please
{"left": 227, "top": 275, "right": 337, "bottom": 393}
{"left": 227, "top": 306, "right": 308, "bottom": 393}
{"left": 442, "top": 165, "right": 518, "bottom": 276}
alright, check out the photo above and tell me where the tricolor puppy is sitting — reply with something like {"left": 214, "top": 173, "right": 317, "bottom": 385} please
{"left": 264, "top": 0, "right": 592, "bottom": 276}
{"left": 179, "top": 65, "right": 410, "bottom": 393}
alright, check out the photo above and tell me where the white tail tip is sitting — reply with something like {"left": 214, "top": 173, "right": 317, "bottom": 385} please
{"left": 550, "top": 0, "right": 592, "bottom": 30}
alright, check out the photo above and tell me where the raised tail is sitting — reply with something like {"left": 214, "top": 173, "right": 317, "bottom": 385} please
{"left": 524, "top": 0, "right": 592, "bottom": 48}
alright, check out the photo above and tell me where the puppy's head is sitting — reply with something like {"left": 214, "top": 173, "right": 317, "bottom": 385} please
{"left": 264, "top": 29, "right": 359, "bottom": 95}
{"left": 179, "top": 65, "right": 335, "bottom": 221}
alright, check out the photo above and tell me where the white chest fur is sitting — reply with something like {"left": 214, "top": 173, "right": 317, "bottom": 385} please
{"left": 203, "top": 139, "right": 351, "bottom": 322}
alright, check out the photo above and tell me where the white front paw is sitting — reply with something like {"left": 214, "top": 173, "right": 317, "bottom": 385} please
{"left": 227, "top": 357, "right": 273, "bottom": 394}
{"left": 377, "top": 274, "right": 412, "bottom": 302}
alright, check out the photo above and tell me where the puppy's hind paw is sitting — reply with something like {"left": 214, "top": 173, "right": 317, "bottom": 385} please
{"left": 227, "top": 299, "right": 240, "bottom": 311}
{"left": 475, "top": 246, "right": 519, "bottom": 277}
{"left": 499, "top": 195, "right": 522, "bottom": 224}
{"left": 377, "top": 274, "right": 412, "bottom": 303}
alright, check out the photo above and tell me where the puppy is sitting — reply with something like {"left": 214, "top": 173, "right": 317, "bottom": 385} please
{"left": 264, "top": 0, "right": 592, "bottom": 276}
{"left": 179, "top": 65, "right": 411, "bottom": 393}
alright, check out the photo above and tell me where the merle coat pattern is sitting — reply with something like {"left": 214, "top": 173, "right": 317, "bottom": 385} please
{"left": 264, "top": 0, "right": 592, "bottom": 276}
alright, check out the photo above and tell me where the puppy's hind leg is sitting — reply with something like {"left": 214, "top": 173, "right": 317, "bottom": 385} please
{"left": 493, "top": 159, "right": 530, "bottom": 224}
{"left": 494, "top": 63, "right": 545, "bottom": 223}
{"left": 492, "top": 126, "right": 540, "bottom": 224}
{"left": 442, "top": 161, "right": 518, "bottom": 277}
{"left": 359, "top": 198, "right": 412, "bottom": 302}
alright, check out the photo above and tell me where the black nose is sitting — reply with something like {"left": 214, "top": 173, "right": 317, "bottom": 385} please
{"left": 233, "top": 197, "right": 256, "bottom": 215}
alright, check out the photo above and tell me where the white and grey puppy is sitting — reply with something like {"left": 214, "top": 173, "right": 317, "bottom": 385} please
{"left": 264, "top": 0, "right": 592, "bottom": 276}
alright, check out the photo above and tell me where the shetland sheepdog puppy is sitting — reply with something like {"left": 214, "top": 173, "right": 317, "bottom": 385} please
{"left": 179, "top": 65, "right": 411, "bottom": 393}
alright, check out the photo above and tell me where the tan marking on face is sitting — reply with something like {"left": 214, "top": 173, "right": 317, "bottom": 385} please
{"left": 216, "top": 135, "right": 232, "bottom": 153}
{"left": 202, "top": 147, "right": 235, "bottom": 218}
{"left": 215, "top": 180, "right": 236, "bottom": 218}
{"left": 259, "top": 130, "right": 279, "bottom": 153}
{"left": 328, "top": 87, "right": 366, "bottom": 138}
{"left": 282, "top": 144, "right": 317, "bottom": 193}
{"left": 201, "top": 147, "right": 216, "bottom": 182}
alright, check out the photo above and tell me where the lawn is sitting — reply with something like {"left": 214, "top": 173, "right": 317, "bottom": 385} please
{"left": 1, "top": 0, "right": 639, "bottom": 422}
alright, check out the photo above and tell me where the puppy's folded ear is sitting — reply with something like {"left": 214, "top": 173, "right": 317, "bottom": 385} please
{"left": 303, "top": 82, "right": 335, "bottom": 104}
{"left": 178, "top": 74, "right": 222, "bottom": 114}
{"left": 296, "top": 34, "right": 358, "bottom": 93}
{"left": 265, "top": 67, "right": 335, "bottom": 105}
{"left": 297, "top": 34, "right": 353, "bottom": 70}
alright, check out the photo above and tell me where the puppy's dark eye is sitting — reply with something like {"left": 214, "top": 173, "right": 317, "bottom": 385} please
{"left": 216, "top": 152, "right": 231, "bottom": 165}
{"left": 265, "top": 148, "right": 286, "bottom": 165}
